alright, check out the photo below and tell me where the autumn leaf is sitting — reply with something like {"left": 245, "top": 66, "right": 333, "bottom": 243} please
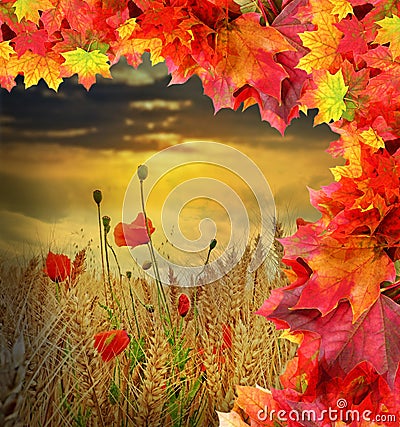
{"left": 201, "top": 13, "right": 294, "bottom": 111}
{"left": 0, "top": 41, "right": 15, "bottom": 59}
{"left": 234, "top": 385, "right": 281, "bottom": 426}
{"left": 216, "top": 410, "right": 249, "bottom": 426}
{"left": 279, "top": 223, "right": 395, "bottom": 321}
{"left": 375, "top": 15, "right": 400, "bottom": 59}
{"left": 13, "top": 28, "right": 49, "bottom": 56}
{"left": 340, "top": 60, "right": 369, "bottom": 121}
{"left": 259, "top": 285, "right": 400, "bottom": 386}
{"left": 328, "top": 0, "right": 353, "bottom": 21}
{"left": 359, "top": 127, "right": 385, "bottom": 150}
{"left": 116, "top": 17, "right": 137, "bottom": 39}
{"left": 300, "top": 69, "right": 348, "bottom": 125}
{"left": 16, "top": 51, "right": 63, "bottom": 90}
{"left": 329, "top": 132, "right": 363, "bottom": 180}
{"left": 0, "top": 53, "right": 20, "bottom": 91}
{"left": 13, "top": 0, "right": 54, "bottom": 25}
{"left": 61, "top": 47, "right": 111, "bottom": 90}
{"left": 297, "top": 11, "right": 342, "bottom": 73}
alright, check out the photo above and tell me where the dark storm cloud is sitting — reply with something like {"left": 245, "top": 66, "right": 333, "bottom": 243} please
{"left": 1, "top": 58, "right": 337, "bottom": 153}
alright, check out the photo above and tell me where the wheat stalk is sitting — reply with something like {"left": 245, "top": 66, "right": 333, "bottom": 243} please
{"left": 0, "top": 332, "right": 26, "bottom": 427}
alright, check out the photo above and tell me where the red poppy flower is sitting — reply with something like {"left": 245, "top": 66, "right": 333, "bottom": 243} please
{"left": 93, "top": 330, "right": 130, "bottom": 362}
{"left": 114, "top": 213, "right": 155, "bottom": 248}
{"left": 44, "top": 251, "right": 71, "bottom": 283}
{"left": 178, "top": 293, "right": 190, "bottom": 317}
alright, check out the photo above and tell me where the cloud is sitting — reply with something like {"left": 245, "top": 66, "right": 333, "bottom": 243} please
{"left": 122, "top": 132, "right": 183, "bottom": 150}
{"left": 110, "top": 55, "right": 169, "bottom": 86}
{"left": 129, "top": 99, "right": 193, "bottom": 111}
{"left": 0, "top": 115, "right": 15, "bottom": 124}
{"left": 21, "top": 127, "right": 98, "bottom": 139}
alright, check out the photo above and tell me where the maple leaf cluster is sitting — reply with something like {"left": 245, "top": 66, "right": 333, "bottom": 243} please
{"left": 3, "top": 0, "right": 400, "bottom": 425}
{"left": 218, "top": 0, "right": 400, "bottom": 425}
{"left": 0, "top": 0, "right": 315, "bottom": 133}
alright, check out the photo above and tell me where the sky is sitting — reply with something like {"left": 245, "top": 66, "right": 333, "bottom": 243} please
{"left": 0, "top": 54, "right": 341, "bottom": 273}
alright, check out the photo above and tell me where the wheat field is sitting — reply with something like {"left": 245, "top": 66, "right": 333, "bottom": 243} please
{"left": 0, "top": 227, "right": 296, "bottom": 427}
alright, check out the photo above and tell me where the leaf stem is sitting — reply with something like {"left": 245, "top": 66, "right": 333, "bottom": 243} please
{"left": 258, "top": 0, "right": 269, "bottom": 24}
{"left": 264, "top": 0, "right": 279, "bottom": 17}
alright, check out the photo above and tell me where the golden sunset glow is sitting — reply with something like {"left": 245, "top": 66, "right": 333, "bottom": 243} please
{"left": 1, "top": 58, "right": 340, "bottom": 271}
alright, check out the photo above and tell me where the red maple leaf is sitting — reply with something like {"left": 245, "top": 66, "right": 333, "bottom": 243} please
{"left": 279, "top": 222, "right": 395, "bottom": 321}
{"left": 258, "top": 285, "right": 400, "bottom": 387}
{"left": 13, "top": 28, "right": 49, "bottom": 56}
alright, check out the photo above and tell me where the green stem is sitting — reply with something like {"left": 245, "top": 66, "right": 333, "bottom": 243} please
{"left": 128, "top": 282, "right": 141, "bottom": 338}
{"left": 139, "top": 179, "right": 173, "bottom": 335}
{"left": 97, "top": 204, "right": 107, "bottom": 303}
{"left": 108, "top": 242, "right": 122, "bottom": 287}
{"left": 104, "top": 231, "right": 115, "bottom": 309}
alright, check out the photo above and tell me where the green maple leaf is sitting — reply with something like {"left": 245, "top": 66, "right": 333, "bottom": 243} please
{"left": 61, "top": 48, "right": 111, "bottom": 90}
{"left": 13, "top": 0, "right": 53, "bottom": 25}
{"left": 300, "top": 69, "right": 348, "bottom": 125}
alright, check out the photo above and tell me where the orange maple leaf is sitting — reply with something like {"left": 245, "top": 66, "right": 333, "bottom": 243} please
{"left": 281, "top": 227, "right": 395, "bottom": 322}
{"left": 297, "top": 11, "right": 342, "bottom": 73}
{"left": 17, "top": 51, "right": 63, "bottom": 91}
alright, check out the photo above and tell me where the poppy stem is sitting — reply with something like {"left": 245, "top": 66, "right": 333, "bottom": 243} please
{"left": 107, "top": 241, "right": 123, "bottom": 287}
{"left": 103, "top": 224, "right": 115, "bottom": 310}
{"left": 97, "top": 203, "right": 108, "bottom": 305}
{"left": 128, "top": 282, "right": 141, "bottom": 338}
{"left": 139, "top": 179, "right": 174, "bottom": 338}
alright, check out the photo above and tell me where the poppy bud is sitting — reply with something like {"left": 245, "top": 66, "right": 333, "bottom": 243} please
{"left": 137, "top": 164, "right": 148, "bottom": 181}
{"left": 178, "top": 293, "right": 190, "bottom": 317}
{"left": 142, "top": 260, "right": 152, "bottom": 270}
{"left": 126, "top": 271, "right": 132, "bottom": 280}
{"left": 102, "top": 216, "right": 111, "bottom": 234}
{"left": 210, "top": 239, "right": 217, "bottom": 250}
{"left": 93, "top": 189, "right": 102, "bottom": 205}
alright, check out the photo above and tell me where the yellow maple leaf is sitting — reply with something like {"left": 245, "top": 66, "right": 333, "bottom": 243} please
{"left": 13, "top": 0, "right": 54, "bottom": 25}
{"left": 280, "top": 330, "right": 304, "bottom": 345}
{"left": 329, "top": 0, "right": 353, "bottom": 21}
{"left": 330, "top": 133, "right": 362, "bottom": 181}
{"left": 297, "top": 12, "right": 342, "bottom": 73}
{"left": 304, "top": 0, "right": 340, "bottom": 25}
{"left": 0, "top": 41, "right": 15, "bottom": 60}
{"left": 16, "top": 51, "right": 63, "bottom": 91}
{"left": 301, "top": 69, "right": 348, "bottom": 125}
{"left": 375, "top": 15, "right": 400, "bottom": 59}
{"left": 117, "top": 18, "right": 138, "bottom": 40}
{"left": 359, "top": 128, "right": 385, "bottom": 150}
{"left": 61, "top": 48, "right": 111, "bottom": 90}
